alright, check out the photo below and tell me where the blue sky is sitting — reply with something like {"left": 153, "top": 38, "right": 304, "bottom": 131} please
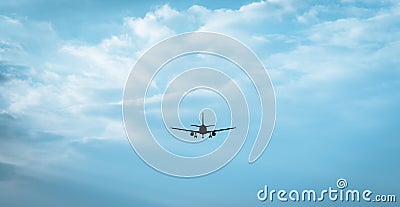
{"left": 1, "top": 0, "right": 399, "bottom": 206}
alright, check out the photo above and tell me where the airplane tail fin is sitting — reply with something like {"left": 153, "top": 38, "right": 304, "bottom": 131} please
{"left": 201, "top": 112, "right": 204, "bottom": 125}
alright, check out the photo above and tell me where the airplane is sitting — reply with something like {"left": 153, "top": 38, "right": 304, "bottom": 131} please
{"left": 171, "top": 112, "right": 235, "bottom": 139}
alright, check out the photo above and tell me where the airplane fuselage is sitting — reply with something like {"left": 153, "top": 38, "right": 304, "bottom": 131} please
{"left": 199, "top": 125, "right": 207, "bottom": 134}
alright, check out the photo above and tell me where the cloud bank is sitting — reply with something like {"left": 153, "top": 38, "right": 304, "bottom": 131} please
{"left": 0, "top": 0, "right": 399, "bottom": 206}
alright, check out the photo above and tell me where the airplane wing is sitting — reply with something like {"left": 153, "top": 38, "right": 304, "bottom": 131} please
{"left": 171, "top": 127, "right": 199, "bottom": 133}
{"left": 208, "top": 127, "right": 236, "bottom": 133}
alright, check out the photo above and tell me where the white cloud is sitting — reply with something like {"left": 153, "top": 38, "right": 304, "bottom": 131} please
{"left": 1, "top": 1, "right": 399, "bottom": 180}
{"left": 197, "top": 0, "right": 296, "bottom": 36}
{"left": 296, "top": 6, "right": 320, "bottom": 24}
{"left": 265, "top": 3, "right": 400, "bottom": 102}
{"left": 123, "top": 5, "right": 177, "bottom": 45}
{"left": 2, "top": 1, "right": 398, "bottom": 138}
{"left": 0, "top": 15, "right": 20, "bottom": 25}
{"left": 60, "top": 35, "right": 134, "bottom": 87}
